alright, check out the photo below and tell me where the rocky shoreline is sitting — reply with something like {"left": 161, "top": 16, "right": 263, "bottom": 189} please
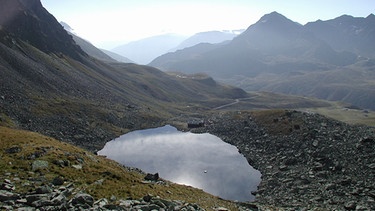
{"left": 192, "top": 110, "right": 375, "bottom": 210}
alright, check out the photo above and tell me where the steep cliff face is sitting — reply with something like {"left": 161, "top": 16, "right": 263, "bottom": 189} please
{"left": 0, "top": 0, "right": 86, "bottom": 60}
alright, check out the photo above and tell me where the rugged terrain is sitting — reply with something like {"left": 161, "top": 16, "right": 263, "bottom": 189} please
{"left": 2, "top": 109, "right": 374, "bottom": 210}
{"left": 190, "top": 110, "right": 375, "bottom": 210}
{"left": 1, "top": 1, "right": 375, "bottom": 210}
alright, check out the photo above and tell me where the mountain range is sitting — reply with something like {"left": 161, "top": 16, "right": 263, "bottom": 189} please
{"left": 111, "top": 34, "right": 188, "bottom": 64}
{"left": 150, "top": 12, "right": 375, "bottom": 110}
{"left": 169, "top": 30, "right": 243, "bottom": 52}
{"left": 110, "top": 30, "right": 242, "bottom": 65}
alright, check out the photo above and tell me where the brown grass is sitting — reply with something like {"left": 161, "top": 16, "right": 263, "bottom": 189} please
{"left": 0, "top": 126, "right": 239, "bottom": 210}
{"left": 250, "top": 109, "right": 304, "bottom": 135}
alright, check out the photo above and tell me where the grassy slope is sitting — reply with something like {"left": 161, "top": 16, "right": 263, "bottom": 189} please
{"left": 0, "top": 126, "right": 238, "bottom": 210}
{"left": 299, "top": 103, "right": 375, "bottom": 127}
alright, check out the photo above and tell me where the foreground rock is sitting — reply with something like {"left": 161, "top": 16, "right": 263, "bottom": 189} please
{"left": 0, "top": 181, "right": 207, "bottom": 211}
{"left": 193, "top": 110, "right": 375, "bottom": 210}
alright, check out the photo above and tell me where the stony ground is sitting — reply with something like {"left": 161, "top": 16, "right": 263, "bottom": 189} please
{"left": 192, "top": 110, "right": 375, "bottom": 210}
{"left": 2, "top": 109, "right": 374, "bottom": 210}
{"left": 0, "top": 179, "right": 207, "bottom": 211}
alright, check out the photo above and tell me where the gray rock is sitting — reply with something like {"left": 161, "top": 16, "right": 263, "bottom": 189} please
{"left": 103, "top": 204, "right": 126, "bottom": 210}
{"left": 5, "top": 146, "right": 22, "bottom": 154}
{"left": 355, "top": 205, "right": 370, "bottom": 211}
{"left": 35, "top": 185, "right": 52, "bottom": 194}
{"left": 144, "top": 173, "right": 159, "bottom": 181}
{"left": 345, "top": 201, "right": 357, "bottom": 210}
{"left": 51, "top": 176, "right": 64, "bottom": 186}
{"left": 31, "top": 160, "right": 49, "bottom": 171}
{"left": 143, "top": 194, "right": 152, "bottom": 202}
{"left": 51, "top": 193, "right": 66, "bottom": 205}
{"left": 1, "top": 183, "right": 15, "bottom": 191}
{"left": 71, "top": 164, "right": 82, "bottom": 170}
{"left": 25, "top": 194, "right": 49, "bottom": 205}
{"left": 215, "top": 207, "right": 229, "bottom": 211}
{"left": 0, "top": 190, "right": 19, "bottom": 202}
{"left": 312, "top": 140, "right": 319, "bottom": 147}
{"left": 119, "top": 199, "right": 134, "bottom": 207}
{"left": 94, "top": 179, "right": 104, "bottom": 185}
{"left": 71, "top": 193, "right": 94, "bottom": 207}
{"left": 31, "top": 198, "right": 54, "bottom": 207}
{"left": 95, "top": 198, "right": 108, "bottom": 207}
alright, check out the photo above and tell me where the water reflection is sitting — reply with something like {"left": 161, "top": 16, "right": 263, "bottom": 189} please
{"left": 98, "top": 125, "right": 261, "bottom": 202}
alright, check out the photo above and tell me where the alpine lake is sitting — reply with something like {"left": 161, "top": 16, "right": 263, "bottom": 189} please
{"left": 98, "top": 125, "right": 261, "bottom": 202}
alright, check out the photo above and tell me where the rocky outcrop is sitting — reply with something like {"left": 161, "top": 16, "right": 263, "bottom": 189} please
{"left": 193, "top": 110, "right": 375, "bottom": 210}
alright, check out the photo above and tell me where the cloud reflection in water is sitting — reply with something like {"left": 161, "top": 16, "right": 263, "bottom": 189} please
{"left": 98, "top": 125, "right": 261, "bottom": 202}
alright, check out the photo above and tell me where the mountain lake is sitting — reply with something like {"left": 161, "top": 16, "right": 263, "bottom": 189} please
{"left": 97, "top": 125, "right": 261, "bottom": 202}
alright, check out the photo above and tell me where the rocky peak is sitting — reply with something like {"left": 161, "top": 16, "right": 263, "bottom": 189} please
{"left": 232, "top": 11, "right": 306, "bottom": 52}
{"left": 366, "top": 13, "right": 375, "bottom": 23}
{"left": 367, "top": 13, "right": 375, "bottom": 19}
{"left": 0, "top": 0, "right": 86, "bottom": 60}
{"left": 253, "top": 11, "right": 302, "bottom": 31}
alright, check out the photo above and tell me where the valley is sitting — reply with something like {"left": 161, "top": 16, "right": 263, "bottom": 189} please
{"left": 1, "top": 0, "right": 375, "bottom": 210}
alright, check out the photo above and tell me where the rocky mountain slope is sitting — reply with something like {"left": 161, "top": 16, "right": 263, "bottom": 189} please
{"left": 100, "top": 49, "right": 134, "bottom": 63}
{"left": 305, "top": 14, "right": 375, "bottom": 57}
{"left": 0, "top": 0, "right": 247, "bottom": 151}
{"left": 150, "top": 12, "right": 375, "bottom": 110}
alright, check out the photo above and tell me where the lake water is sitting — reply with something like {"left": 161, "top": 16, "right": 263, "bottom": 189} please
{"left": 98, "top": 125, "right": 261, "bottom": 202}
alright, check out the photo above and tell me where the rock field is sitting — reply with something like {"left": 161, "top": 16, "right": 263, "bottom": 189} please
{"left": 193, "top": 110, "right": 375, "bottom": 210}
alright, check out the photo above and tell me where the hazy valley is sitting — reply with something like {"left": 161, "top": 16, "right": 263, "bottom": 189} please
{"left": 1, "top": 0, "right": 375, "bottom": 210}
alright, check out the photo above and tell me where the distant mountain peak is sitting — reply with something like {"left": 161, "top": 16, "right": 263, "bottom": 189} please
{"left": 60, "top": 21, "right": 76, "bottom": 34}
{"left": 257, "top": 11, "right": 298, "bottom": 25}
{"left": 366, "top": 13, "right": 375, "bottom": 20}
{"left": 236, "top": 11, "right": 303, "bottom": 45}
{"left": 251, "top": 11, "right": 302, "bottom": 32}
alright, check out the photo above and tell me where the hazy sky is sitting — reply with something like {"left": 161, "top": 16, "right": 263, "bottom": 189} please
{"left": 41, "top": 0, "right": 374, "bottom": 49}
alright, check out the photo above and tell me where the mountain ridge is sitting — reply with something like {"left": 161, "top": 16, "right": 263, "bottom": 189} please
{"left": 0, "top": 0, "right": 86, "bottom": 60}
{"left": 111, "top": 34, "right": 187, "bottom": 64}
{"left": 150, "top": 12, "right": 374, "bottom": 110}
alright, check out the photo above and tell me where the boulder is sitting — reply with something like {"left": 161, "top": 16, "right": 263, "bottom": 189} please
{"left": 31, "top": 160, "right": 49, "bottom": 171}
{"left": 144, "top": 173, "right": 159, "bottom": 181}
{"left": 0, "top": 190, "right": 19, "bottom": 202}
{"left": 51, "top": 176, "right": 64, "bottom": 186}
{"left": 71, "top": 193, "right": 94, "bottom": 207}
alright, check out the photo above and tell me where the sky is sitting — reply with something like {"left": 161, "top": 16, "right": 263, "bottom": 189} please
{"left": 41, "top": 0, "right": 374, "bottom": 49}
